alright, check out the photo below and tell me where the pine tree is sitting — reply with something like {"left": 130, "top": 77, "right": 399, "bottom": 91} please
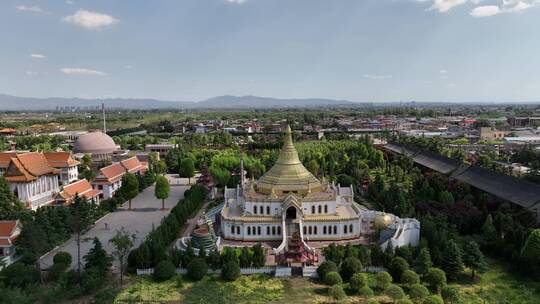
{"left": 239, "top": 247, "right": 251, "bottom": 267}
{"left": 414, "top": 247, "right": 433, "bottom": 275}
{"left": 84, "top": 237, "right": 112, "bottom": 274}
{"left": 462, "top": 241, "right": 485, "bottom": 279}
{"left": 482, "top": 215, "right": 497, "bottom": 248}
{"left": 442, "top": 240, "right": 463, "bottom": 280}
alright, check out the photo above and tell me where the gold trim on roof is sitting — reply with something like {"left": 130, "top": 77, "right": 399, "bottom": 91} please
{"left": 256, "top": 125, "right": 321, "bottom": 195}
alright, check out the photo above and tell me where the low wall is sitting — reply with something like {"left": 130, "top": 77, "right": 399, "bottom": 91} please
{"left": 136, "top": 267, "right": 275, "bottom": 276}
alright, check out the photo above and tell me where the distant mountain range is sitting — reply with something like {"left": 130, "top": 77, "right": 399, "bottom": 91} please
{"left": 0, "top": 94, "right": 363, "bottom": 110}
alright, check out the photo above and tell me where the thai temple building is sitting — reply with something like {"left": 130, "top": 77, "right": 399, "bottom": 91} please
{"left": 219, "top": 126, "right": 420, "bottom": 265}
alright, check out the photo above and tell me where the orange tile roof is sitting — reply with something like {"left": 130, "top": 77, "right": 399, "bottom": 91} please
{"left": 0, "top": 221, "right": 18, "bottom": 237}
{"left": 120, "top": 156, "right": 144, "bottom": 173}
{"left": 0, "top": 152, "right": 17, "bottom": 169}
{"left": 0, "top": 128, "right": 16, "bottom": 134}
{"left": 96, "top": 163, "right": 126, "bottom": 183}
{"left": 4, "top": 152, "right": 59, "bottom": 182}
{"left": 43, "top": 151, "right": 80, "bottom": 168}
{"left": 57, "top": 179, "right": 101, "bottom": 204}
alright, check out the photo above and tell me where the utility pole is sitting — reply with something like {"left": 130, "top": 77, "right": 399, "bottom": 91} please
{"left": 102, "top": 102, "right": 107, "bottom": 133}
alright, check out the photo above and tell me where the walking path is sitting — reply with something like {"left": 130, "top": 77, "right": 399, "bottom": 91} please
{"left": 39, "top": 185, "right": 189, "bottom": 270}
{"left": 181, "top": 200, "right": 212, "bottom": 237}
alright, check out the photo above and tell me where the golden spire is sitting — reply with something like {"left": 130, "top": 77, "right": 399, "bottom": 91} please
{"left": 256, "top": 125, "right": 321, "bottom": 195}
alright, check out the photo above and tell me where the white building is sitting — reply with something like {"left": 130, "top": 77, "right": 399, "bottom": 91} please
{"left": 220, "top": 126, "right": 419, "bottom": 265}
{"left": 3, "top": 152, "right": 60, "bottom": 210}
{"left": 43, "top": 152, "right": 80, "bottom": 185}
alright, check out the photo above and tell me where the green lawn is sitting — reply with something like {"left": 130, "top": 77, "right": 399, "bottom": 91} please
{"left": 458, "top": 259, "right": 540, "bottom": 304}
{"left": 114, "top": 260, "right": 540, "bottom": 304}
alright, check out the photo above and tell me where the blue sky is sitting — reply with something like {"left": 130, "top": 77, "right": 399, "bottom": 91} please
{"left": 0, "top": 0, "right": 539, "bottom": 102}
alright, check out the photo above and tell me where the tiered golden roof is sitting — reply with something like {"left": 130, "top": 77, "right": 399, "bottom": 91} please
{"left": 256, "top": 125, "right": 321, "bottom": 195}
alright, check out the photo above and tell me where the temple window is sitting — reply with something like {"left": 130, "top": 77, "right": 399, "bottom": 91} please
{"left": 267, "top": 206, "right": 270, "bottom": 214}
{"left": 247, "top": 227, "right": 251, "bottom": 235}
{"left": 308, "top": 226, "right": 312, "bottom": 234}
{"left": 260, "top": 206, "right": 264, "bottom": 214}
{"left": 323, "top": 226, "right": 327, "bottom": 234}
{"left": 349, "top": 224, "right": 353, "bottom": 233}
{"left": 231, "top": 226, "right": 235, "bottom": 234}
{"left": 318, "top": 205, "right": 322, "bottom": 213}
{"left": 311, "top": 206, "right": 315, "bottom": 214}
{"left": 257, "top": 226, "right": 261, "bottom": 235}
{"left": 314, "top": 226, "right": 318, "bottom": 234}
{"left": 333, "top": 226, "right": 337, "bottom": 234}
{"left": 324, "top": 205, "right": 328, "bottom": 213}
{"left": 277, "top": 226, "right": 281, "bottom": 234}
{"left": 236, "top": 226, "right": 240, "bottom": 234}
{"left": 344, "top": 225, "right": 347, "bottom": 234}
{"left": 267, "top": 226, "right": 270, "bottom": 235}
{"left": 253, "top": 205, "right": 257, "bottom": 214}
{"left": 272, "top": 226, "right": 276, "bottom": 235}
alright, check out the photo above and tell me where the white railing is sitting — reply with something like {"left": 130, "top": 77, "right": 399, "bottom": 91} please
{"left": 136, "top": 267, "right": 276, "bottom": 276}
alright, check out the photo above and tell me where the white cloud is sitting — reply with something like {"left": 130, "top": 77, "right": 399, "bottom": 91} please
{"left": 65, "top": 0, "right": 74, "bottom": 4}
{"left": 63, "top": 10, "right": 118, "bottom": 30}
{"left": 30, "top": 53, "right": 46, "bottom": 59}
{"left": 225, "top": 0, "right": 247, "bottom": 4}
{"left": 471, "top": 5, "right": 502, "bottom": 16}
{"left": 447, "top": 83, "right": 457, "bottom": 87}
{"left": 124, "top": 65, "right": 133, "bottom": 69}
{"left": 60, "top": 68, "right": 107, "bottom": 76}
{"left": 428, "top": 0, "right": 468, "bottom": 12}
{"left": 26, "top": 71, "right": 39, "bottom": 76}
{"left": 440, "top": 70, "right": 447, "bottom": 74}
{"left": 364, "top": 74, "right": 393, "bottom": 80}
{"left": 16, "top": 5, "right": 48, "bottom": 14}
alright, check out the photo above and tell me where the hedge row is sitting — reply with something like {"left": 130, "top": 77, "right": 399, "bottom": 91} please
{"left": 127, "top": 185, "right": 208, "bottom": 271}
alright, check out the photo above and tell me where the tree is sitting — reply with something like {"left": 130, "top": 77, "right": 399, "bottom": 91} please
{"left": 389, "top": 256, "right": 410, "bottom": 281}
{"left": 317, "top": 261, "right": 338, "bottom": 280}
{"left": 521, "top": 229, "right": 540, "bottom": 277}
{"left": 324, "top": 271, "right": 343, "bottom": 286}
{"left": 340, "top": 256, "right": 362, "bottom": 281}
{"left": 425, "top": 268, "right": 446, "bottom": 294}
{"left": 441, "top": 240, "right": 463, "bottom": 280}
{"left": 178, "top": 158, "right": 195, "bottom": 184}
{"left": 187, "top": 258, "right": 207, "bottom": 281}
{"left": 119, "top": 173, "right": 139, "bottom": 210}
{"left": 153, "top": 260, "right": 176, "bottom": 282}
{"left": 239, "top": 247, "right": 251, "bottom": 267}
{"left": 252, "top": 243, "right": 266, "bottom": 267}
{"left": 349, "top": 273, "right": 368, "bottom": 293}
{"left": 386, "top": 284, "right": 405, "bottom": 302}
{"left": 53, "top": 251, "right": 72, "bottom": 267}
{"left": 422, "top": 295, "right": 444, "bottom": 304}
{"left": 409, "top": 283, "right": 429, "bottom": 303}
{"left": 67, "top": 196, "right": 94, "bottom": 275}
{"left": 482, "top": 215, "right": 497, "bottom": 248}
{"left": 329, "top": 284, "right": 346, "bottom": 301}
{"left": 441, "top": 286, "right": 461, "bottom": 304}
{"left": 414, "top": 247, "right": 433, "bottom": 275}
{"left": 0, "top": 177, "right": 27, "bottom": 220}
{"left": 208, "top": 247, "right": 221, "bottom": 270}
{"left": 109, "top": 228, "right": 135, "bottom": 286}
{"left": 221, "top": 260, "right": 241, "bottom": 281}
{"left": 401, "top": 269, "right": 420, "bottom": 286}
{"left": 438, "top": 191, "right": 454, "bottom": 204}
{"left": 84, "top": 237, "right": 112, "bottom": 274}
{"left": 154, "top": 175, "right": 170, "bottom": 210}
{"left": 462, "top": 241, "right": 485, "bottom": 279}
{"left": 375, "top": 271, "right": 393, "bottom": 291}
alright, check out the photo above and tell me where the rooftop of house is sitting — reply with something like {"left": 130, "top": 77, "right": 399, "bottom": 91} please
{"left": 43, "top": 151, "right": 80, "bottom": 168}
{"left": 3, "top": 152, "right": 59, "bottom": 182}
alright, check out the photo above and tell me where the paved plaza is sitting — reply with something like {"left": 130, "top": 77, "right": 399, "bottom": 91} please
{"left": 39, "top": 185, "right": 189, "bottom": 270}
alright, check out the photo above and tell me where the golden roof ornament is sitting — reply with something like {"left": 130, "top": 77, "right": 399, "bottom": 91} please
{"left": 269, "top": 187, "right": 278, "bottom": 199}
{"left": 256, "top": 125, "right": 321, "bottom": 195}
{"left": 374, "top": 213, "right": 393, "bottom": 230}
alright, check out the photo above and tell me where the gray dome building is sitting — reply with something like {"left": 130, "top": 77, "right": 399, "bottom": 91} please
{"left": 73, "top": 131, "right": 118, "bottom": 161}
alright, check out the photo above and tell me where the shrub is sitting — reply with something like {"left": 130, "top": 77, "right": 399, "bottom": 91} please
{"left": 409, "top": 283, "right": 429, "bottom": 303}
{"left": 365, "top": 300, "right": 379, "bottom": 304}
{"left": 221, "top": 260, "right": 241, "bottom": 281}
{"left": 359, "top": 286, "right": 374, "bottom": 296}
{"left": 397, "top": 300, "right": 414, "bottom": 304}
{"left": 317, "top": 261, "right": 338, "bottom": 280}
{"left": 349, "top": 272, "right": 368, "bottom": 293}
{"left": 389, "top": 256, "right": 410, "bottom": 281}
{"left": 53, "top": 251, "right": 72, "bottom": 266}
{"left": 187, "top": 258, "right": 207, "bottom": 281}
{"left": 422, "top": 295, "right": 444, "bottom": 304}
{"left": 375, "top": 271, "right": 393, "bottom": 290}
{"left": 401, "top": 269, "right": 420, "bottom": 286}
{"left": 329, "top": 284, "right": 346, "bottom": 301}
{"left": 340, "top": 257, "right": 363, "bottom": 281}
{"left": 2, "top": 263, "right": 39, "bottom": 287}
{"left": 424, "top": 268, "right": 446, "bottom": 293}
{"left": 324, "top": 271, "right": 343, "bottom": 286}
{"left": 153, "top": 260, "right": 176, "bottom": 282}
{"left": 385, "top": 284, "right": 405, "bottom": 301}
{"left": 441, "top": 286, "right": 461, "bottom": 304}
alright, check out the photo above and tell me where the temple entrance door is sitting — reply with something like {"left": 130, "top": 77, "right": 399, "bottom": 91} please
{"left": 286, "top": 206, "right": 297, "bottom": 220}
{"left": 285, "top": 206, "right": 298, "bottom": 236}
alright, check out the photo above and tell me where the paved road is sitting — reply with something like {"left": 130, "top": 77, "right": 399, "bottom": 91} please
{"left": 39, "top": 185, "right": 189, "bottom": 270}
